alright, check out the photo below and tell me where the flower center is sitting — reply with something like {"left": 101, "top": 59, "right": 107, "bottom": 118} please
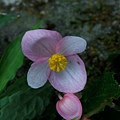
{"left": 48, "top": 54, "right": 67, "bottom": 72}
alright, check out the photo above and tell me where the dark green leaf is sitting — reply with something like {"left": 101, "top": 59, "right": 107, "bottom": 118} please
{"left": 0, "top": 82, "right": 54, "bottom": 120}
{"left": 82, "top": 72, "right": 120, "bottom": 113}
{"left": 0, "top": 76, "right": 28, "bottom": 99}
{"left": 39, "top": 101, "right": 57, "bottom": 120}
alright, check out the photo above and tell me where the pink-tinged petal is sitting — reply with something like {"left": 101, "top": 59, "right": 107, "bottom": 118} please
{"left": 49, "top": 55, "right": 87, "bottom": 93}
{"left": 56, "top": 93, "right": 82, "bottom": 120}
{"left": 56, "top": 36, "right": 86, "bottom": 56}
{"left": 22, "top": 29, "right": 62, "bottom": 62}
{"left": 27, "top": 59, "right": 50, "bottom": 88}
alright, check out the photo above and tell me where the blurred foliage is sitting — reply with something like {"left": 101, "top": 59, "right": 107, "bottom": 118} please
{"left": 108, "top": 51, "right": 120, "bottom": 62}
{"left": 0, "top": 14, "right": 18, "bottom": 27}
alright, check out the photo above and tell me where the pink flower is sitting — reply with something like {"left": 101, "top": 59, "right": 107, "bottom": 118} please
{"left": 56, "top": 93, "right": 82, "bottom": 120}
{"left": 21, "top": 29, "right": 87, "bottom": 93}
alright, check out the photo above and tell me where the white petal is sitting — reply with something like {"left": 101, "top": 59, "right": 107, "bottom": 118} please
{"left": 56, "top": 36, "right": 87, "bottom": 56}
{"left": 27, "top": 60, "right": 50, "bottom": 88}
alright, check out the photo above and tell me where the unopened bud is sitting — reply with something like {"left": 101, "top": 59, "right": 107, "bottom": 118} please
{"left": 56, "top": 93, "right": 82, "bottom": 120}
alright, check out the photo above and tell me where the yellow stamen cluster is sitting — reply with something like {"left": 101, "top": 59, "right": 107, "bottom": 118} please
{"left": 48, "top": 54, "right": 67, "bottom": 72}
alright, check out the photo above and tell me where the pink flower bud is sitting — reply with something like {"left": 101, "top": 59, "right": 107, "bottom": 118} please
{"left": 56, "top": 93, "right": 82, "bottom": 120}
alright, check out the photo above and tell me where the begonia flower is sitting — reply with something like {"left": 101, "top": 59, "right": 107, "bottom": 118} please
{"left": 56, "top": 93, "right": 82, "bottom": 120}
{"left": 21, "top": 29, "right": 87, "bottom": 93}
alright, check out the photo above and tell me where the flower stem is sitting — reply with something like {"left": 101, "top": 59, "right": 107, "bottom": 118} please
{"left": 58, "top": 93, "right": 63, "bottom": 100}
{"left": 83, "top": 100, "right": 108, "bottom": 118}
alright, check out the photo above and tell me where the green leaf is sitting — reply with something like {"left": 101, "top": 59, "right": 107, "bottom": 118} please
{"left": 0, "top": 82, "right": 54, "bottom": 120}
{"left": 39, "top": 101, "right": 57, "bottom": 120}
{"left": 0, "top": 13, "right": 18, "bottom": 26}
{"left": 0, "top": 35, "right": 24, "bottom": 92}
{"left": 82, "top": 72, "right": 120, "bottom": 113}
{"left": 32, "top": 20, "right": 43, "bottom": 30}
{"left": 0, "top": 76, "right": 28, "bottom": 99}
